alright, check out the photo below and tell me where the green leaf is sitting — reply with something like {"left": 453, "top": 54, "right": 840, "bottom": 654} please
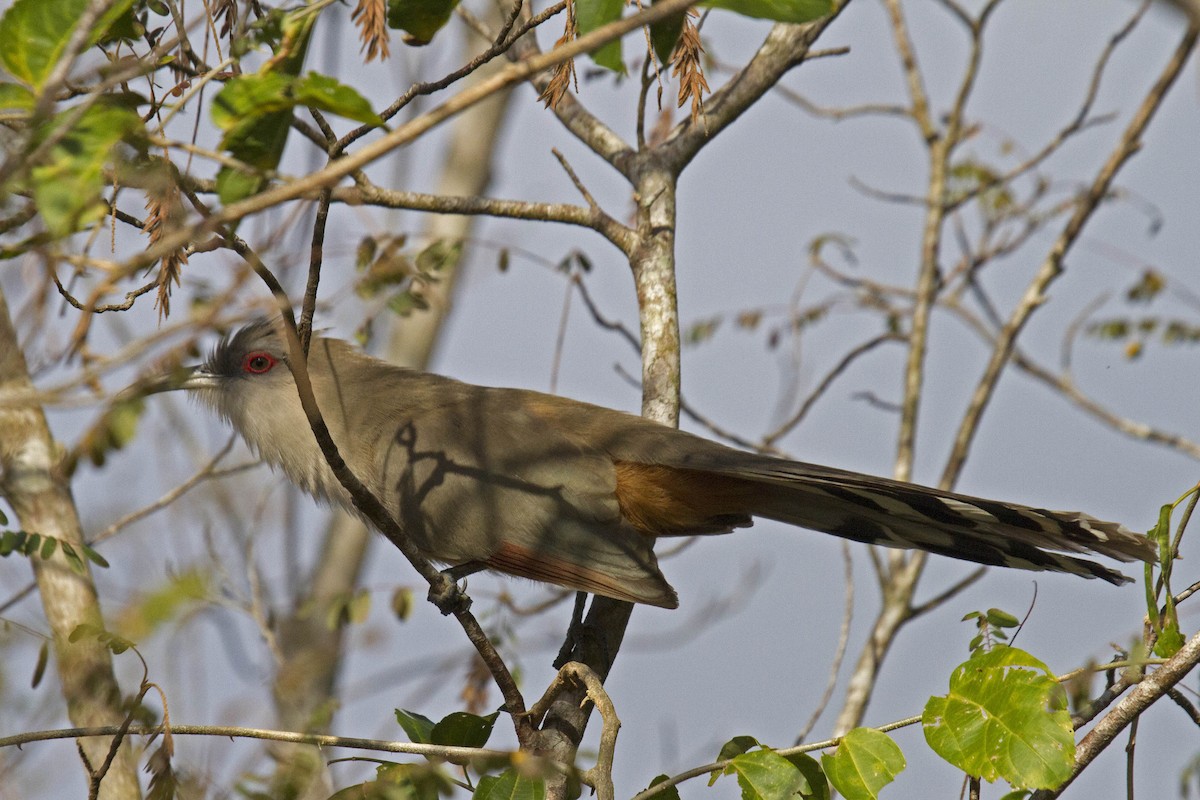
{"left": 292, "top": 73, "right": 382, "bottom": 125}
{"left": 650, "top": 8, "right": 686, "bottom": 68}
{"left": 723, "top": 748, "right": 813, "bottom": 800}
{"left": 387, "top": 0, "right": 461, "bottom": 45}
{"left": 415, "top": 239, "right": 461, "bottom": 274}
{"left": 69, "top": 622, "right": 134, "bottom": 654}
{"left": 211, "top": 72, "right": 295, "bottom": 136}
{"left": 93, "top": 2, "right": 143, "bottom": 45}
{"left": 211, "top": 67, "right": 356, "bottom": 134}
{"left": 1146, "top": 497, "right": 1185, "bottom": 657}
{"left": 717, "top": 735, "right": 761, "bottom": 760}
{"left": 390, "top": 586, "right": 413, "bottom": 620}
{"left": 39, "top": 535, "right": 56, "bottom": 560}
{"left": 0, "top": 82, "right": 34, "bottom": 110}
{"left": 331, "top": 762, "right": 455, "bottom": 799}
{"left": 74, "top": 396, "right": 146, "bottom": 471}
{"left": 395, "top": 708, "right": 436, "bottom": 744}
{"left": 322, "top": 589, "right": 372, "bottom": 629}
{"left": 783, "top": 753, "right": 830, "bottom": 800}
{"left": 212, "top": 71, "right": 381, "bottom": 203}
{"left": 473, "top": 768, "right": 545, "bottom": 800}
{"left": 642, "top": 775, "right": 681, "bottom": 800}
{"left": 114, "top": 570, "right": 209, "bottom": 641}
{"left": 0, "top": 0, "right": 70, "bottom": 85}
{"left": 269, "top": 4, "right": 317, "bottom": 77}
{"left": 1155, "top": 626, "right": 1185, "bottom": 657}
{"left": 215, "top": 166, "right": 266, "bottom": 206}
{"left": 431, "top": 711, "right": 499, "bottom": 750}
{"left": 386, "top": 289, "right": 429, "bottom": 317}
{"left": 61, "top": 542, "right": 85, "bottom": 574}
{"left": 31, "top": 100, "right": 145, "bottom": 236}
{"left": 576, "top": 0, "right": 625, "bottom": 72}
{"left": 68, "top": 622, "right": 103, "bottom": 643}
{"left": 820, "top": 728, "right": 905, "bottom": 800}
{"left": 82, "top": 544, "right": 109, "bottom": 568}
{"left": 31, "top": 639, "right": 49, "bottom": 688}
{"left": 986, "top": 608, "right": 1020, "bottom": 628}
{"left": 700, "top": 0, "right": 830, "bottom": 23}
{"left": 710, "top": 735, "right": 761, "bottom": 784}
{"left": 0, "top": 529, "right": 21, "bottom": 556}
{"left": 0, "top": 0, "right": 136, "bottom": 88}
{"left": 922, "top": 646, "right": 1074, "bottom": 790}
{"left": 210, "top": 4, "right": 315, "bottom": 206}
{"left": 0, "top": 506, "right": 7, "bottom": 525}
{"left": 328, "top": 762, "right": 451, "bottom": 800}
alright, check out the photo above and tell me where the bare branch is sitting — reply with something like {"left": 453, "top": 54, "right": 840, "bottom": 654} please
{"left": 908, "top": 567, "right": 988, "bottom": 618}
{"left": 94, "top": 0, "right": 706, "bottom": 296}
{"left": 333, "top": 181, "right": 637, "bottom": 254}
{"left": 528, "top": 662, "right": 621, "bottom": 800}
{"left": 0, "top": 724, "right": 523, "bottom": 762}
{"left": 763, "top": 332, "right": 903, "bottom": 447}
{"left": 1032, "top": 627, "right": 1200, "bottom": 798}
{"left": 662, "top": 13, "right": 844, "bottom": 172}
{"left": 940, "top": 23, "right": 1199, "bottom": 488}
{"left": 794, "top": 541, "right": 855, "bottom": 744}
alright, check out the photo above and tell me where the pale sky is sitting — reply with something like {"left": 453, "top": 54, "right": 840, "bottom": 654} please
{"left": 3, "top": 0, "right": 1198, "bottom": 797}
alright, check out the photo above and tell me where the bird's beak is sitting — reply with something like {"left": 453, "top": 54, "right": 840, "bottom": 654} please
{"left": 124, "top": 364, "right": 219, "bottom": 399}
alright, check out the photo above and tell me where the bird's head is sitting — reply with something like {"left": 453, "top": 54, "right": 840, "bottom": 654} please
{"left": 139, "top": 318, "right": 296, "bottom": 431}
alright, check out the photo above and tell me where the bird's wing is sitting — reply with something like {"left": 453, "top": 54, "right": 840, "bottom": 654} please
{"left": 519, "top": 394, "right": 1155, "bottom": 585}
{"left": 367, "top": 383, "right": 681, "bottom": 607}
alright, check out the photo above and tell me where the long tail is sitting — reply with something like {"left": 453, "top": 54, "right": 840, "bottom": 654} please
{"left": 614, "top": 450, "right": 1156, "bottom": 585}
{"left": 737, "top": 461, "right": 1155, "bottom": 585}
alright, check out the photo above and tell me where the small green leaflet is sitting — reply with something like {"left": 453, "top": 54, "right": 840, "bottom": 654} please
{"left": 473, "top": 768, "right": 546, "bottom": 800}
{"left": 820, "top": 728, "right": 905, "bottom": 800}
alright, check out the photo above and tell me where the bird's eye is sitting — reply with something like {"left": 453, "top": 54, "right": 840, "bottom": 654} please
{"left": 242, "top": 352, "right": 276, "bottom": 374}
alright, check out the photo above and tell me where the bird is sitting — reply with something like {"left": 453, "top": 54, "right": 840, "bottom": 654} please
{"left": 140, "top": 317, "right": 1156, "bottom": 609}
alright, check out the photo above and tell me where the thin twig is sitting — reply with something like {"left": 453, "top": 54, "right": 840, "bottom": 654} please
{"left": 333, "top": 0, "right": 561, "bottom": 155}
{"left": 91, "top": 445, "right": 250, "bottom": 546}
{"left": 632, "top": 714, "right": 925, "bottom": 800}
{"left": 907, "top": 567, "right": 987, "bottom": 618}
{"left": 92, "top": 0, "right": 707, "bottom": 293}
{"left": 940, "top": 23, "right": 1198, "bottom": 489}
{"left": 1032, "top": 627, "right": 1200, "bottom": 798}
{"left": 763, "top": 332, "right": 902, "bottom": 447}
{"left": 0, "top": 724, "right": 521, "bottom": 762}
{"left": 945, "top": 299, "right": 1200, "bottom": 461}
{"left": 794, "top": 541, "right": 854, "bottom": 744}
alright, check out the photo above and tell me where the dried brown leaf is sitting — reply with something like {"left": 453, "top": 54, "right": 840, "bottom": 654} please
{"left": 143, "top": 178, "right": 187, "bottom": 322}
{"left": 671, "top": 13, "right": 709, "bottom": 126}
{"left": 351, "top": 0, "right": 390, "bottom": 63}
{"left": 648, "top": 106, "right": 675, "bottom": 148}
{"left": 538, "top": 1, "right": 579, "bottom": 109}
{"left": 213, "top": 0, "right": 237, "bottom": 39}
{"left": 145, "top": 740, "right": 177, "bottom": 800}
{"left": 460, "top": 654, "right": 492, "bottom": 715}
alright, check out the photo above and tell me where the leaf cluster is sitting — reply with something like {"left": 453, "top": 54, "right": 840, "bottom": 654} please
{"left": 0, "top": 518, "right": 109, "bottom": 575}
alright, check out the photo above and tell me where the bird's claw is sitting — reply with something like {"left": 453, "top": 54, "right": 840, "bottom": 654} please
{"left": 428, "top": 574, "right": 472, "bottom": 615}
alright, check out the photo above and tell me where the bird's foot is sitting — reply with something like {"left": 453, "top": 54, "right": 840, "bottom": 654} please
{"left": 553, "top": 592, "right": 592, "bottom": 669}
{"left": 428, "top": 562, "right": 483, "bottom": 615}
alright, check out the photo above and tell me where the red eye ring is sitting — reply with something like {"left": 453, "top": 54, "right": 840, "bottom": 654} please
{"left": 242, "top": 352, "right": 277, "bottom": 374}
